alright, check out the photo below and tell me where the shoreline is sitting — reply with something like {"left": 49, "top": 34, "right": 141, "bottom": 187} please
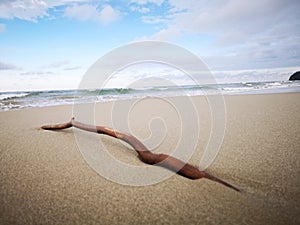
{"left": 0, "top": 91, "right": 299, "bottom": 113}
{"left": 1, "top": 92, "right": 299, "bottom": 224}
{"left": 1, "top": 80, "right": 299, "bottom": 112}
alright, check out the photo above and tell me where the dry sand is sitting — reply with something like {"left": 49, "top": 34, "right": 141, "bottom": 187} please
{"left": 0, "top": 93, "right": 299, "bottom": 224}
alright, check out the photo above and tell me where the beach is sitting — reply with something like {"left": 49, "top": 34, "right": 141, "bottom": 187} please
{"left": 0, "top": 93, "right": 299, "bottom": 224}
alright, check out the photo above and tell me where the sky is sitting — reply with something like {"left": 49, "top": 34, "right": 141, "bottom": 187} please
{"left": 0, "top": 0, "right": 299, "bottom": 91}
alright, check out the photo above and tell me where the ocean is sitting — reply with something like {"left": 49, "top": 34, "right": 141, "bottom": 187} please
{"left": 0, "top": 80, "right": 299, "bottom": 111}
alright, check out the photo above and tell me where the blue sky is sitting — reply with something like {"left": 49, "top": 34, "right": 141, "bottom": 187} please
{"left": 0, "top": 0, "right": 299, "bottom": 91}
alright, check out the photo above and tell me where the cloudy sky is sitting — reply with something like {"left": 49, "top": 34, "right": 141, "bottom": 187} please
{"left": 0, "top": 0, "right": 299, "bottom": 91}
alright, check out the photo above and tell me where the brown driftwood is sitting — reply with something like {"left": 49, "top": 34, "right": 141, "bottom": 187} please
{"left": 41, "top": 118, "right": 240, "bottom": 192}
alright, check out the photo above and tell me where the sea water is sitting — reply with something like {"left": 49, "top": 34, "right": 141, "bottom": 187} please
{"left": 0, "top": 80, "right": 299, "bottom": 111}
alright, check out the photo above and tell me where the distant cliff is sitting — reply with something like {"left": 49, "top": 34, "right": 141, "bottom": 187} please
{"left": 289, "top": 71, "right": 300, "bottom": 80}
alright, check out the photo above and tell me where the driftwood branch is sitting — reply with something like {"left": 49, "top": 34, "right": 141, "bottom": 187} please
{"left": 41, "top": 118, "right": 240, "bottom": 192}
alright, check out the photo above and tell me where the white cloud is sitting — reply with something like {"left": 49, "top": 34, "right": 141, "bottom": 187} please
{"left": 130, "top": 0, "right": 164, "bottom": 6}
{"left": 0, "top": 70, "right": 81, "bottom": 91}
{"left": 150, "top": 27, "right": 181, "bottom": 41}
{"left": 20, "top": 71, "right": 54, "bottom": 76}
{"left": 0, "top": 61, "right": 20, "bottom": 70}
{"left": 163, "top": 0, "right": 300, "bottom": 45}
{"left": 64, "top": 4, "right": 120, "bottom": 25}
{"left": 141, "top": 15, "right": 167, "bottom": 24}
{"left": 0, "top": 23, "right": 6, "bottom": 32}
{"left": 1, "top": 0, "right": 299, "bottom": 72}
{"left": 64, "top": 66, "right": 81, "bottom": 71}
{"left": 212, "top": 66, "right": 300, "bottom": 83}
{"left": 133, "top": 27, "right": 181, "bottom": 42}
{"left": 129, "top": 0, "right": 165, "bottom": 14}
{"left": 46, "top": 60, "right": 70, "bottom": 68}
{"left": 0, "top": 59, "right": 84, "bottom": 91}
{"left": 0, "top": 0, "right": 120, "bottom": 25}
{"left": 0, "top": 23, "right": 5, "bottom": 32}
{"left": 130, "top": 6, "right": 150, "bottom": 13}
{"left": 65, "top": 4, "right": 96, "bottom": 21}
{"left": 99, "top": 4, "right": 120, "bottom": 25}
{"left": 137, "top": 0, "right": 300, "bottom": 70}
{"left": 0, "top": 0, "right": 49, "bottom": 22}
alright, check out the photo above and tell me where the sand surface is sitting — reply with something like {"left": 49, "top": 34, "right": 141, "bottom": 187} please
{"left": 0, "top": 93, "right": 299, "bottom": 224}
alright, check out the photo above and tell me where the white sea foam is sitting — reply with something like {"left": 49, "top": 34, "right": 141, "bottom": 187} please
{"left": 0, "top": 80, "right": 299, "bottom": 111}
{"left": 0, "top": 92, "right": 29, "bottom": 101}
